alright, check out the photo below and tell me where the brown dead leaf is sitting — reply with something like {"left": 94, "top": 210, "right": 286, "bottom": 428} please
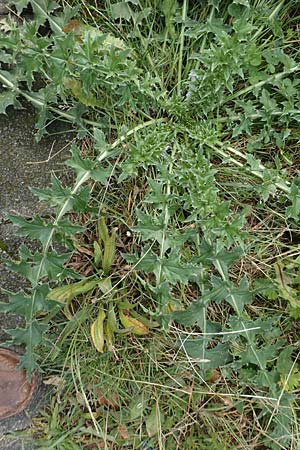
{"left": 95, "top": 388, "right": 119, "bottom": 409}
{"left": 43, "top": 376, "right": 64, "bottom": 387}
{"left": 207, "top": 369, "right": 221, "bottom": 383}
{"left": 117, "top": 423, "right": 129, "bottom": 440}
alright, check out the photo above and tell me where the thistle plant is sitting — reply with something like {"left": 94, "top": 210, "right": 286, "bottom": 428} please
{"left": 0, "top": 0, "right": 300, "bottom": 448}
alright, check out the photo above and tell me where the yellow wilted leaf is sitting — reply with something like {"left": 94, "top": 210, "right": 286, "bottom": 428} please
{"left": 63, "top": 78, "right": 101, "bottom": 107}
{"left": 105, "top": 303, "right": 117, "bottom": 351}
{"left": 130, "top": 310, "right": 159, "bottom": 329}
{"left": 47, "top": 278, "right": 100, "bottom": 304}
{"left": 91, "top": 306, "right": 106, "bottom": 353}
{"left": 118, "top": 308, "right": 149, "bottom": 336}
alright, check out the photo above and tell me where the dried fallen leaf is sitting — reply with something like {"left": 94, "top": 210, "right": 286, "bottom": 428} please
{"left": 95, "top": 387, "right": 119, "bottom": 409}
{"left": 43, "top": 376, "right": 64, "bottom": 387}
{"left": 117, "top": 423, "right": 129, "bottom": 440}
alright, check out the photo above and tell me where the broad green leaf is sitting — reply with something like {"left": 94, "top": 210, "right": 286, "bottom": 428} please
{"left": 47, "top": 278, "right": 100, "bottom": 304}
{"left": 6, "top": 320, "right": 48, "bottom": 374}
{"left": 111, "top": 2, "right": 132, "bottom": 21}
{"left": 105, "top": 303, "right": 117, "bottom": 351}
{"left": 133, "top": 210, "right": 165, "bottom": 244}
{"left": 0, "top": 91, "right": 22, "bottom": 114}
{"left": 97, "top": 217, "right": 109, "bottom": 244}
{"left": 211, "top": 275, "right": 252, "bottom": 315}
{"left": 10, "top": 215, "right": 55, "bottom": 246}
{"left": 90, "top": 165, "right": 112, "bottom": 184}
{"left": 129, "top": 395, "right": 147, "bottom": 420}
{"left": 93, "top": 127, "right": 107, "bottom": 153}
{"left": 158, "top": 252, "right": 200, "bottom": 285}
{"left": 239, "top": 341, "right": 282, "bottom": 370}
{"left": 277, "top": 347, "right": 293, "bottom": 375}
{"left": 65, "top": 145, "right": 94, "bottom": 179}
{"left": 225, "top": 316, "right": 275, "bottom": 343}
{"left": 31, "top": 174, "right": 72, "bottom": 207}
{"left": 55, "top": 219, "right": 84, "bottom": 237}
{"left": 6, "top": 247, "right": 78, "bottom": 285}
{"left": 91, "top": 306, "right": 106, "bottom": 353}
{"left": 6, "top": 321, "right": 48, "bottom": 349}
{"left": 146, "top": 405, "right": 161, "bottom": 438}
{"left": 286, "top": 179, "right": 300, "bottom": 220}
{"left": 102, "top": 231, "right": 116, "bottom": 275}
{"left": 0, "top": 285, "right": 57, "bottom": 320}
{"left": 182, "top": 341, "right": 232, "bottom": 370}
{"left": 199, "top": 241, "right": 243, "bottom": 279}
{"left": 93, "top": 241, "right": 102, "bottom": 268}
{"left": 10, "top": 0, "right": 30, "bottom": 14}
{"left": 173, "top": 299, "right": 207, "bottom": 327}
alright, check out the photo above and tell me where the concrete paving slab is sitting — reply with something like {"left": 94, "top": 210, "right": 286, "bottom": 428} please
{"left": 0, "top": 106, "right": 73, "bottom": 220}
{"left": 0, "top": 105, "right": 74, "bottom": 448}
{"left": 0, "top": 1, "right": 8, "bottom": 15}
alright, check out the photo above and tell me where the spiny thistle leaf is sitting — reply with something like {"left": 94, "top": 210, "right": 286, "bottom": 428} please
{"left": 9, "top": 215, "right": 56, "bottom": 246}
{"left": 0, "top": 285, "right": 57, "bottom": 320}
{"left": 211, "top": 275, "right": 252, "bottom": 315}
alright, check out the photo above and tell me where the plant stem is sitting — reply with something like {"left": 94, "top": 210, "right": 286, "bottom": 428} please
{"left": 208, "top": 142, "right": 291, "bottom": 194}
{"left": 224, "top": 65, "right": 300, "bottom": 104}
{"left": 177, "top": 0, "right": 188, "bottom": 96}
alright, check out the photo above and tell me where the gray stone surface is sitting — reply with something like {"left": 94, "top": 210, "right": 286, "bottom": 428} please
{"left": 0, "top": 105, "right": 74, "bottom": 448}
{"left": 0, "top": 1, "right": 8, "bottom": 15}
{"left": 0, "top": 106, "right": 73, "bottom": 220}
{"left": 0, "top": 105, "right": 74, "bottom": 336}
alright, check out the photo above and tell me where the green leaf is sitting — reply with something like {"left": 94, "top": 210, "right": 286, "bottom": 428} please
{"left": 10, "top": 215, "right": 55, "bottom": 246}
{"left": 65, "top": 146, "right": 94, "bottom": 179}
{"left": 6, "top": 246, "right": 78, "bottom": 284}
{"left": 200, "top": 241, "right": 243, "bottom": 279}
{"left": 0, "top": 285, "right": 58, "bottom": 320}
{"left": 10, "top": 0, "right": 31, "bottom": 15}
{"left": 105, "top": 303, "right": 117, "bottom": 351}
{"left": 111, "top": 2, "right": 132, "bottom": 21}
{"left": 276, "top": 347, "right": 293, "bottom": 375}
{"left": 286, "top": 178, "right": 300, "bottom": 220}
{"left": 182, "top": 341, "right": 232, "bottom": 370}
{"left": 239, "top": 341, "right": 282, "bottom": 370}
{"left": 55, "top": 219, "right": 85, "bottom": 237}
{"left": 0, "top": 91, "right": 22, "bottom": 114}
{"left": 6, "top": 321, "right": 48, "bottom": 352}
{"left": 5, "top": 319, "right": 48, "bottom": 374}
{"left": 102, "top": 230, "right": 116, "bottom": 275}
{"left": 211, "top": 275, "right": 252, "bottom": 315}
{"left": 90, "top": 165, "right": 112, "bottom": 184}
{"left": 47, "top": 278, "right": 101, "bottom": 304}
{"left": 158, "top": 252, "right": 200, "bottom": 285}
{"left": 129, "top": 395, "right": 147, "bottom": 420}
{"left": 146, "top": 405, "right": 161, "bottom": 438}
{"left": 133, "top": 210, "right": 165, "bottom": 244}
{"left": 93, "top": 241, "right": 102, "bottom": 268}
{"left": 173, "top": 300, "right": 206, "bottom": 327}
{"left": 226, "top": 316, "right": 275, "bottom": 342}
{"left": 31, "top": 174, "right": 72, "bottom": 210}
{"left": 90, "top": 306, "right": 106, "bottom": 353}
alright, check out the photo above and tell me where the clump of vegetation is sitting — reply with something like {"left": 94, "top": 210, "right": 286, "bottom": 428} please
{"left": 1, "top": 0, "right": 300, "bottom": 448}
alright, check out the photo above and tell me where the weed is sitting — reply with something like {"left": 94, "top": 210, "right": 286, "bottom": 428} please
{"left": 1, "top": 0, "right": 300, "bottom": 448}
